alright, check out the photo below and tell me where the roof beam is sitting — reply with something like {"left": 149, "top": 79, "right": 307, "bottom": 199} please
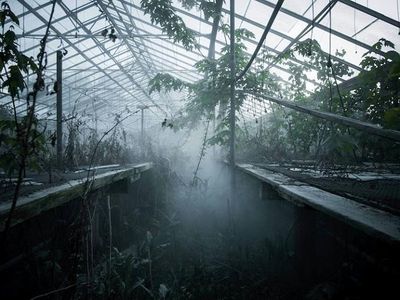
{"left": 118, "top": 0, "right": 351, "bottom": 75}
{"left": 18, "top": 0, "right": 161, "bottom": 119}
{"left": 17, "top": 33, "right": 210, "bottom": 39}
{"left": 171, "top": 1, "right": 361, "bottom": 73}
{"left": 58, "top": 1, "right": 167, "bottom": 115}
{"left": 113, "top": 2, "right": 322, "bottom": 87}
{"left": 256, "top": 0, "right": 385, "bottom": 57}
{"left": 338, "top": 0, "right": 400, "bottom": 28}
{"left": 249, "top": 91, "right": 400, "bottom": 142}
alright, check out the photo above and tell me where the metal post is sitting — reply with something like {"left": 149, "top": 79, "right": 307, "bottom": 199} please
{"left": 229, "top": 0, "right": 236, "bottom": 174}
{"left": 228, "top": 0, "right": 236, "bottom": 227}
{"left": 208, "top": 0, "right": 223, "bottom": 159}
{"left": 140, "top": 107, "right": 145, "bottom": 158}
{"left": 56, "top": 50, "right": 63, "bottom": 169}
{"left": 138, "top": 104, "right": 151, "bottom": 156}
{"left": 141, "top": 108, "right": 144, "bottom": 144}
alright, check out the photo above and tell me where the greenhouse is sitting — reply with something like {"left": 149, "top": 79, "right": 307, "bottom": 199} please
{"left": 0, "top": 0, "right": 399, "bottom": 298}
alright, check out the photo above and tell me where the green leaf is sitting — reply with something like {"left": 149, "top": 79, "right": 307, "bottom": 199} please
{"left": 7, "top": 10, "right": 19, "bottom": 25}
{"left": 384, "top": 107, "right": 400, "bottom": 130}
{"left": 7, "top": 65, "right": 25, "bottom": 97}
{"left": 4, "top": 29, "right": 17, "bottom": 50}
{"left": 380, "top": 38, "right": 395, "bottom": 49}
{"left": 389, "top": 60, "right": 400, "bottom": 77}
{"left": 148, "top": 73, "right": 189, "bottom": 94}
{"left": 0, "top": 11, "right": 5, "bottom": 27}
{"left": 140, "top": 0, "right": 198, "bottom": 50}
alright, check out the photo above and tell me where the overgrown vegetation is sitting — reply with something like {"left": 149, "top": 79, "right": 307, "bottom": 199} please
{"left": 1, "top": 1, "right": 399, "bottom": 299}
{"left": 249, "top": 38, "right": 400, "bottom": 165}
{"left": 0, "top": 0, "right": 57, "bottom": 240}
{"left": 149, "top": 32, "right": 400, "bottom": 166}
{"left": 149, "top": 26, "right": 282, "bottom": 145}
{"left": 0, "top": 3, "right": 145, "bottom": 299}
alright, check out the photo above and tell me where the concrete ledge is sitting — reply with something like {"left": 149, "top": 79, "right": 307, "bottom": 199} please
{"left": 237, "top": 163, "right": 400, "bottom": 244}
{"left": 0, "top": 162, "right": 153, "bottom": 231}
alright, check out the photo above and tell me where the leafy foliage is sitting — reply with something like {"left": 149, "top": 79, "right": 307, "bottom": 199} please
{"left": 0, "top": 2, "right": 43, "bottom": 176}
{"left": 0, "top": 5, "right": 37, "bottom": 98}
{"left": 247, "top": 37, "right": 400, "bottom": 164}
{"left": 87, "top": 248, "right": 144, "bottom": 299}
{"left": 140, "top": 0, "right": 221, "bottom": 50}
{"left": 178, "top": 0, "right": 220, "bottom": 20}
{"left": 149, "top": 73, "right": 191, "bottom": 94}
{"left": 140, "top": 0, "right": 199, "bottom": 50}
{"left": 0, "top": 116, "right": 46, "bottom": 176}
{"left": 150, "top": 27, "right": 399, "bottom": 165}
{"left": 356, "top": 38, "right": 400, "bottom": 126}
{"left": 149, "top": 27, "right": 281, "bottom": 144}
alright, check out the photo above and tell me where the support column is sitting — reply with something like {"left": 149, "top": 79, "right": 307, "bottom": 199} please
{"left": 229, "top": 0, "right": 236, "bottom": 198}
{"left": 141, "top": 108, "right": 144, "bottom": 143}
{"left": 207, "top": 0, "right": 223, "bottom": 159}
{"left": 227, "top": 0, "right": 237, "bottom": 233}
{"left": 141, "top": 108, "right": 145, "bottom": 158}
{"left": 56, "top": 50, "right": 63, "bottom": 169}
{"left": 138, "top": 105, "right": 148, "bottom": 157}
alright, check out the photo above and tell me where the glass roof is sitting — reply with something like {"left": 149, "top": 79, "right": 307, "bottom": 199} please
{"left": 1, "top": 0, "right": 399, "bottom": 129}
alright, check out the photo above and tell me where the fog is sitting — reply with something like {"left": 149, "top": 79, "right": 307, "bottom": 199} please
{"left": 121, "top": 119, "right": 397, "bottom": 299}
{"left": 137, "top": 121, "right": 316, "bottom": 297}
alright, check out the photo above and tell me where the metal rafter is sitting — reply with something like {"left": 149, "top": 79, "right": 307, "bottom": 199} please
{"left": 103, "top": 0, "right": 191, "bottom": 110}
{"left": 256, "top": 0, "right": 386, "bottom": 57}
{"left": 338, "top": 0, "right": 400, "bottom": 28}
{"left": 16, "top": 3, "right": 162, "bottom": 116}
{"left": 109, "top": 3, "right": 323, "bottom": 88}
{"left": 119, "top": 0, "right": 361, "bottom": 74}
{"left": 5, "top": 0, "right": 396, "bottom": 123}
{"left": 18, "top": 0, "right": 142, "bottom": 101}
{"left": 17, "top": 0, "right": 158, "bottom": 118}
{"left": 57, "top": 1, "right": 167, "bottom": 115}
{"left": 110, "top": 2, "right": 339, "bottom": 88}
{"left": 13, "top": 0, "right": 310, "bottom": 112}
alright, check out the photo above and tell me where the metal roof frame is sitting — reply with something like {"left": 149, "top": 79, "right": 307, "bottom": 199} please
{"left": 0, "top": 0, "right": 396, "bottom": 126}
